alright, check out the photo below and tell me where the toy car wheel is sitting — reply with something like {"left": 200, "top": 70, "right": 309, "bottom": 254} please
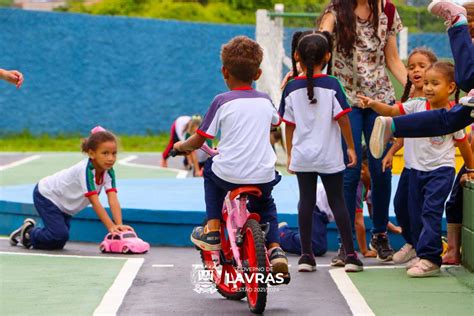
{"left": 122, "top": 246, "right": 129, "bottom": 254}
{"left": 99, "top": 244, "right": 106, "bottom": 253}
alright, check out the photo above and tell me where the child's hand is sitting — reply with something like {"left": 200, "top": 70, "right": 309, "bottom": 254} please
{"left": 460, "top": 172, "right": 474, "bottom": 186}
{"left": 357, "top": 94, "right": 374, "bottom": 109}
{"left": 286, "top": 156, "right": 295, "bottom": 174}
{"left": 173, "top": 141, "right": 191, "bottom": 155}
{"left": 346, "top": 148, "right": 357, "bottom": 168}
{"left": 381, "top": 153, "right": 393, "bottom": 172}
{"left": 280, "top": 70, "right": 295, "bottom": 90}
{"left": 109, "top": 224, "right": 134, "bottom": 233}
{"left": 1, "top": 69, "right": 23, "bottom": 88}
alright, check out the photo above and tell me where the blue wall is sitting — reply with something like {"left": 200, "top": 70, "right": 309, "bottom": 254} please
{"left": 0, "top": 9, "right": 253, "bottom": 135}
{"left": 0, "top": 9, "right": 452, "bottom": 135}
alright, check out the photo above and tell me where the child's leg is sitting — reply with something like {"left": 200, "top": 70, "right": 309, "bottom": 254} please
{"left": 30, "top": 186, "right": 71, "bottom": 250}
{"left": 355, "top": 210, "right": 370, "bottom": 256}
{"left": 278, "top": 225, "right": 302, "bottom": 255}
{"left": 407, "top": 170, "right": 425, "bottom": 251}
{"left": 161, "top": 122, "right": 178, "bottom": 165}
{"left": 394, "top": 168, "right": 413, "bottom": 245}
{"left": 448, "top": 24, "right": 474, "bottom": 92}
{"left": 393, "top": 105, "right": 473, "bottom": 138}
{"left": 311, "top": 207, "right": 328, "bottom": 256}
{"left": 443, "top": 166, "right": 466, "bottom": 263}
{"left": 319, "top": 172, "right": 355, "bottom": 255}
{"left": 416, "top": 167, "right": 455, "bottom": 267}
{"left": 295, "top": 172, "right": 318, "bottom": 256}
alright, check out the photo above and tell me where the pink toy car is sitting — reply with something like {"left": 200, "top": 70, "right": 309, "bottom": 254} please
{"left": 100, "top": 231, "right": 150, "bottom": 254}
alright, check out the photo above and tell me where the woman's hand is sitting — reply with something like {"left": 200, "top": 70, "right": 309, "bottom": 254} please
{"left": 346, "top": 148, "right": 357, "bottom": 168}
{"left": 357, "top": 95, "right": 375, "bottom": 109}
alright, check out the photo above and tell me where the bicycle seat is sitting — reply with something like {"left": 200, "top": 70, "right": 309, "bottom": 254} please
{"left": 229, "top": 186, "right": 262, "bottom": 200}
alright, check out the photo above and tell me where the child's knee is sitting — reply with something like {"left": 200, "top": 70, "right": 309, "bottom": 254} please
{"left": 52, "top": 230, "right": 69, "bottom": 243}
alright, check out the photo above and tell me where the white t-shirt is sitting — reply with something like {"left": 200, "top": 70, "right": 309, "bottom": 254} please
{"left": 399, "top": 98, "right": 466, "bottom": 172}
{"left": 197, "top": 87, "right": 280, "bottom": 184}
{"left": 279, "top": 75, "right": 352, "bottom": 173}
{"left": 38, "top": 159, "right": 117, "bottom": 215}
{"left": 175, "top": 116, "right": 191, "bottom": 141}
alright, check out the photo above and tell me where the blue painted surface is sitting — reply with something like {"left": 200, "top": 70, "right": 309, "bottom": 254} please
{"left": 0, "top": 175, "right": 447, "bottom": 249}
{"left": 1, "top": 9, "right": 453, "bottom": 135}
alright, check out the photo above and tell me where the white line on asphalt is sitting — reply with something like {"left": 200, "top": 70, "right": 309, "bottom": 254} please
{"left": 118, "top": 155, "right": 188, "bottom": 179}
{"left": 329, "top": 268, "right": 375, "bottom": 316}
{"left": 93, "top": 258, "right": 144, "bottom": 316}
{"left": 152, "top": 264, "right": 174, "bottom": 268}
{"left": 0, "top": 155, "right": 41, "bottom": 171}
{"left": 0, "top": 250, "right": 131, "bottom": 260}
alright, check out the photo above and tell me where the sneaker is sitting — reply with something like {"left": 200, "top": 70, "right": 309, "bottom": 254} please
{"left": 20, "top": 218, "right": 36, "bottom": 249}
{"left": 393, "top": 243, "right": 417, "bottom": 264}
{"left": 269, "top": 247, "right": 289, "bottom": 275}
{"left": 190, "top": 226, "right": 221, "bottom": 251}
{"left": 370, "top": 233, "right": 394, "bottom": 262}
{"left": 406, "top": 256, "right": 421, "bottom": 270}
{"left": 9, "top": 225, "right": 22, "bottom": 246}
{"left": 298, "top": 254, "right": 316, "bottom": 272}
{"left": 428, "top": 0, "right": 467, "bottom": 25}
{"left": 344, "top": 253, "right": 364, "bottom": 272}
{"left": 331, "top": 244, "right": 346, "bottom": 267}
{"left": 460, "top": 95, "right": 474, "bottom": 107}
{"left": 407, "top": 259, "right": 440, "bottom": 277}
{"left": 278, "top": 222, "right": 289, "bottom": 229}
{"left": 369, "top": 116, "right": 393, "bottom": 159}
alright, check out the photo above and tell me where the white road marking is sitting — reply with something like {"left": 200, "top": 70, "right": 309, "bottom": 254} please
{"left": 118, "top": 155, "right": 188, "bottom": 179}
{"left": 329, "top": 268, "right": 375, "bottom": 316}
{"left": 0, "top": 250, "right": 131, "bottom": 260}
{"left": 152, "top": 264, "right": 174, "bottom": 268}
{"left": 0, "top": 155, "right": 41, "bottom": 171}
{"left": 93, "top": 258, "right": 144, "bottom": 316}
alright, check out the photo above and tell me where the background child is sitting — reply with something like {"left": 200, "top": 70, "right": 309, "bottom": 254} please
{"left": 0, "top": 68, "right": 23, "bottom": 88}
{"left": 381, "top": 48, "right": 438, "bottom": 264}
{"left": 173, "top": 36, "right": 289, "bottom": 277}
{"left": 9, "top": 126, "right": 134, "bottom": 250}
{"left": 161, "top": 115, "right": 202, "bottom": 171}
{"left": 280, "top": 30, "right": 363, "bottom": 273}
{"left": 359, "top": 61, "right": 474, "bottom": 277}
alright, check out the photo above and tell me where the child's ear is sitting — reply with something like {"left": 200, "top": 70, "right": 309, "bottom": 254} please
{"left": 325, "top": 51, "right": 331, "bottom": 63}
{"left": 254, "top": 68, "right": 262, "bottom": 81}
{"left": 448, "top": 82, "right": 456, "bottom": 95}
{"left": 221, "top": 66, "right": 230, "bottom": 80}
{"left": 88, "top": 149, "right": 95, "bottom": 159}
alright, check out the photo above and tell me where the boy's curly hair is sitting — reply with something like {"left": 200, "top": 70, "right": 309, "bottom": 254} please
{"left": 221, "top": 36, "right": 263, "bottom": 83}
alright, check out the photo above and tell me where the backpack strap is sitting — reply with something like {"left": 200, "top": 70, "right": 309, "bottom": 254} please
{"left": 383, "top": 0, "right": 396, "bottom": 32}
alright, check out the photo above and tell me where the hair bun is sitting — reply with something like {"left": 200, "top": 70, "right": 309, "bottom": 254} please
{"left": 91, "top": 126, "right": 106, "bottom": 134}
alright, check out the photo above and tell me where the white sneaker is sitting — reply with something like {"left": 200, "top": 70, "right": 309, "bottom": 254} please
{"left": 393, "top": 243, "right": 417, "bottom": 264}
{"left": 407, "top": 259, "right": 440, "bottom": 277}
{"left": 369, "top": 116, "right": 393, "bottom": 159}
{"left": 460, "top": 95, "right": 474, "bottom": 108}
{"left": 405, "top": 256, "right": 420, "bottom": 270}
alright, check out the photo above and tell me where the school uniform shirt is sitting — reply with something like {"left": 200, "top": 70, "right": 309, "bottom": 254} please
{"left": 174, "top": 116, "right": 191, "bottom": 141}
{"left": 38, "top": 159, "right": 117, "bottom": 216}
{"left": 197, "top": 87, "right": 280, "bottom": 184}
{"left": 399, "top": 98, "right": 466, "bottom": 172}
{"left": 279, "top": 75, "right": 351, "bottom": 173}
{"left": 397, "top": 98, "right": 426, "bottom": 169}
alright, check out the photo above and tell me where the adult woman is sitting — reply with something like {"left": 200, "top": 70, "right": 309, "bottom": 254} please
{"left": 319, "top": 0, "right": 407, "bottom": 263}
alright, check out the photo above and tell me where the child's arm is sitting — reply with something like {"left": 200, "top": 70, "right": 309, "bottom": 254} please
{"left": 382, "top": 138, "right": 404, "bottom": 172}
{"left": 285, "top": 123, "right": 295, "bottom": 174}
{"left": 0, "top": 69, "right": 23, "bottom": 88}
{"left": 88, "top": 194, "right": 132, "bottom": 233}
{"left": 357, "top": 95, "right": 402, "bottom": 117}
{"left": 337, "top": 116, "right": 357, "bottom": 167}
{"left": 457, "top": 137, "right": 474, "bottom": 180}
{"left": 174, "top": 133, "right": 206, "bottom": 154}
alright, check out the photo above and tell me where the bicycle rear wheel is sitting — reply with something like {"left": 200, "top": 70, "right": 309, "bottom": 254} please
{"left": 200, "top": 226, "right": 245, "bottom": 300}
{"left": 242, "top": 219, "right": 268, "bottom": 314}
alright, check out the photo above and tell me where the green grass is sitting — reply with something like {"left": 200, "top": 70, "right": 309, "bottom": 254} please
{"left": 0, "top": 131, "right": 170, "bottom": 152}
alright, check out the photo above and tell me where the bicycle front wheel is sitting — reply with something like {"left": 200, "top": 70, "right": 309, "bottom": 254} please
{"left": 242, "top": 218, "right": 268, "bottom": 314}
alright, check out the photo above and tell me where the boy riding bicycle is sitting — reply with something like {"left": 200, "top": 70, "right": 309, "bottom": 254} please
{"left": 173, "top": 36, "right": 289, "bottom": 276}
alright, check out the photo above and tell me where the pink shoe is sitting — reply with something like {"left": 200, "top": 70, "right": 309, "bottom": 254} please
{"left": 369, "top": 116, "right": 393, "bottom": 159}
{"left": 428, "top": 0, "right": 467, "bottom": 25}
